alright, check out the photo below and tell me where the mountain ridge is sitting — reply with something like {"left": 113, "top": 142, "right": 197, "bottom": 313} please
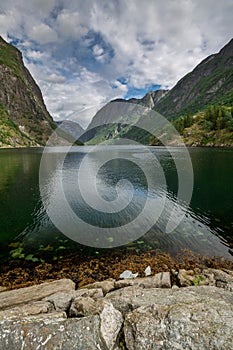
{"left": 83, "top": 38, "right": 233, "bottom": 145}
{"left": 155, "top": 38, "right": 233, "bottom": 118}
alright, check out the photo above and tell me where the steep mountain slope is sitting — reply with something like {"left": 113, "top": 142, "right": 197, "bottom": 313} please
{"left": 0, "top": 36, "right": 55, "bottom": 146}
{"left": 155, "top": 38, "right": 233, "bottom": 118}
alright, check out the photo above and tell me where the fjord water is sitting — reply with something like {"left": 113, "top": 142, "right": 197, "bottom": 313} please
{"left": 0, "top": 146, "right": 232, "bottom": 259}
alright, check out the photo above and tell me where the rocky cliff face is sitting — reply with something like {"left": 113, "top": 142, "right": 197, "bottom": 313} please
{"left": 0, "top": 36, "right": 55, "bottom": 146}
{"left": 128, "top": 89, "right": 168, "bottom": 109}
{"left": 155, "top": 38, "right": 233, "bottom": 118}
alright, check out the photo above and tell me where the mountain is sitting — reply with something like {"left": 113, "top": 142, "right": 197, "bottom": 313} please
{"left": 129, "top": 89, "right": 168, "bottom": 108}
{"left": 155, "top": 38, "right": 233, "bottom": 119}
{"left": 55, "top": 120, "right": 84, "bottom": 141}
{"left": 83, "top": 38, "right": 233, "bottom": 145}
{"left": 0, "top": 36, "right": 55, "bottom": 147}
{"left": 81, "top": 90, "right": 168, "bottom": 144}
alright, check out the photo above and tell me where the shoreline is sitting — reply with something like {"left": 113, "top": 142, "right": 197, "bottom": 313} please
{"left": 1, "top": 249, "right": 232, "bottom": 291}
{"left": 1, "top": 144, "right": 233, "bottom": 150}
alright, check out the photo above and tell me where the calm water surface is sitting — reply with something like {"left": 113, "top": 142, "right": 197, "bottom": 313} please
{"left": 0, "top": 146, "right": 232, "bottom": 259}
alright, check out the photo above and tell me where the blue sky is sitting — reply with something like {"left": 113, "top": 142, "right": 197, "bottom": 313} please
{"left": 0, "top": 0, "right": 232, "bottom": 128}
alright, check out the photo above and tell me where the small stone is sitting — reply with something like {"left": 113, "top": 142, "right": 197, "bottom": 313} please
{"left": 83, "top": 280, "right": 115, "bottom": 295}
{"left": 69, "top": 297, "right": 97, "bottom": 317}
{"left": 43, "top": 292, "right": 75, "bottom": 311}
{"left": 160, "top": 272, "right": 171, "bottom": 288}
{"left": 145, "top": 266, "right": 151, "bottom": 276}
{"left": 74, "top": 288, "right": 103, "bottom": 300}
{"left": 172, "top": 285, "right": 179, "bottom": 289}
{"left": 24, "top": 311, "right": 67, "bottom": 320}
{"left": 177, "top": 269, "right": 195, "bottom": 286}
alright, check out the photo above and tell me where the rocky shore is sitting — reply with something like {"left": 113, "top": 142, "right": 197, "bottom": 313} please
{"left": 0, "top": 267, "right": 233, "bottom": 349}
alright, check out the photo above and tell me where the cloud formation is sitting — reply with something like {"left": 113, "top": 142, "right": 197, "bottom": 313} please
{"left": 0, "top": 0, "right": 232, "bottom": 128}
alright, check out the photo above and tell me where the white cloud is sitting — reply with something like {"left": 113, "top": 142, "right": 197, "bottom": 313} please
{"left": 0, "top": 0, "right": 232, "bottom": 127}
{"left": 26, "top": 49, "right": 50, "bottom": 61}
{"left": 29, "top": 23, "right": 58, "bottom": 44}
{"left": 56, "top": 9, "right": 88, "bottom": 39}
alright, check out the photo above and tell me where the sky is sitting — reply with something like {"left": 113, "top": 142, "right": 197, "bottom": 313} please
{"left": 0, "top": 0, "right": 232, "bottom": 128}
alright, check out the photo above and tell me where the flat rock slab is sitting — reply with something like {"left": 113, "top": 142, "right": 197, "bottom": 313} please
{"left": 0, "top": 301, "right": 53, "bottom": 320}
{"left": 115, "top": 272, "right": 171, "bottom": 289}
{"left": 0, "top": 316, "right": 106, "bottom": 350}
{"left": 0, "top": 279, "right": 75, "bottom": 310}
{"left": 105, "top": 285, "right": 233, "bottom": 315}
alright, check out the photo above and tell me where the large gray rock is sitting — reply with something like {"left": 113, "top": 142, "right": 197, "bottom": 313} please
{"left": 0, "top": 316, "right": 106, "bottom": 350}
{"left": 0, "top": 279, "right": 75, "bottom": 310}
{"left": 0, "top": 301, "right": 123, "bottom": 350}
{"left": 124, "top": 287, "right": 233, "bottom": 350}
{"left": 106, "top": 285, "right": 233, "bottom": 315}
{"left": 1, "top": 275, "right": 233, "bottom": 350}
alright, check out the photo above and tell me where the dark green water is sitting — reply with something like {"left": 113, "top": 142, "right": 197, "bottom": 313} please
{"left": 0, "top": 146, "right": 232, "bottom": 260}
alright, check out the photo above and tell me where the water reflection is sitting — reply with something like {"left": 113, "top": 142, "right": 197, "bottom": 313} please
{"left": 0, "top": 146, "right": 232, "bottom": 259}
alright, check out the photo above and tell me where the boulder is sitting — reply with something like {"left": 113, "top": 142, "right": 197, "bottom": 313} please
{"left": 106, "top": 285, "right": 233, "bottom": 315}
{"left": 0, "top": 279, "right": 75, "bottom": 310}
{"left": 99, "top": 301, "right": 123, "bottom": 350}
{"left": 69, "top": 297, "right": 123, "bottom": 349}
{"left": 0, "top": 316, "right": 106, "bottom": 350}
{"left": 0, "top": 274, "right": 233, "bottom": 349}
{"left": 124, "top": 287, "right": 233, "bottom": 350}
